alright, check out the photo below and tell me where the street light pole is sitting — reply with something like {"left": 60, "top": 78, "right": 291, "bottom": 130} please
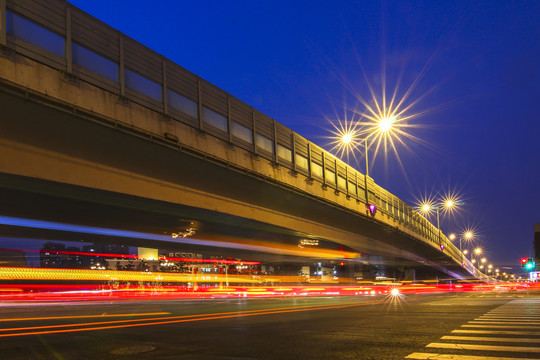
{"left": 450, "top": 231, "right": 473, "bottom": 266}
{"left": 364, "top": 138, "right": 369, "bottom": 178}
{"left": 436, "top": 208, "right": 441, "bottom": 246}
{"left": 364, "top": 139, "right": 369, "bottom": 203}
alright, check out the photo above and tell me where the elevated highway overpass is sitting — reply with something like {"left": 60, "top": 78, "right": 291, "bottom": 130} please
{"left": 0, "top": 0, "right": 488, "bottom": 282}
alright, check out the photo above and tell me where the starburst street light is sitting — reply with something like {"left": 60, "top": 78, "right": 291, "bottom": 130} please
{"left": 342, "top": 132, "right": 353, "bottom": 144}
{"left": 420, "top": 198, "right": 458, "bottom": 250}
{"left": 378, "top": 115, "right": 396, "bottom": 133}
{"left": 449, "top": 230, "right": 474, "bottom": 265}
{"left": 330, "top": 114, "right": 397, "bottom": 179}
{"left": 329, "top": 117, "right": 397, "bottom": 209}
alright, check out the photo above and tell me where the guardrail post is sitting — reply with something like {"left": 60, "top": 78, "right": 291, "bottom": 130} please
{"left": 355, "top": 172, "right": 359, "bottom": 201}
{"left": 227, "top": 96, "right": 232, "bottom": 142}
{"left": 0, "top": 0, "right": 6, "bottom": 47}
{"left": 251, "top": 109, "right": 256, "bottom": 153}
{"left": 119, "top": 36, "right": 125, "bottom": 97}
{"left": 334, "top": 158, "right": 338, "bottom": 189}
{"left": 273, "top": 119, "right": 278, "bottom": 163}
{"left": 322, "top": 152, "right": 326, "bottom": 186}
{"left": 345, "top": 167, "right": 349, "bottom": 196}
{"left": 162, "top": 59, "right": 168, "bottom": 114}
{"left": 197, "top": 80, "right": 203, "bottom": 131}
{"left": 65, "top": 6, "right": 72, "bottom": 73}
{"left": 291, "top": 132, "right": 296, "bottom": 171}
{"left": 307, "top": 142, "right": 312, "bottom": 178}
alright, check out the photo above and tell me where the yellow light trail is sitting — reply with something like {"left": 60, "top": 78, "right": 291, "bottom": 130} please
{"left": 0, "top": 267, "right": 306, "bottom": 284}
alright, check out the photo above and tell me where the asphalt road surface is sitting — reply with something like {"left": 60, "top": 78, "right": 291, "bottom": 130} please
{"left": 0, "top": 291, "right": 538, "bottom": 359}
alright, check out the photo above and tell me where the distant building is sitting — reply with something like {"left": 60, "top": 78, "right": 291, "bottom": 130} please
{"left": 40, "top": 242, "right": 84, "bottom": 268}
{"left": 82, "top": 243, "right": 130, "bottom": 269}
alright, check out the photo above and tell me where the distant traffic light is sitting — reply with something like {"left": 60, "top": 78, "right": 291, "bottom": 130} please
{"left": 525, "top": 258, "right": 536, "bottom": 271}
{"left": 521, "top": 258, "right": 528, "bottom": 268}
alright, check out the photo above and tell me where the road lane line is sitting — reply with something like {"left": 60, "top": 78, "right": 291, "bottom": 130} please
{"left": 452, "top": 329, "right": 540, "bottom": 336}
{"left": 0, "top": 301, "right": 372, "bottom": 333}
{"left": 441, "top": 335, "right": 540, "bottom": 343}
{"left": 0, "top": 312, "right": 171, "bottom": 322}
{"left": 426, "top": 343, "right": 540, "bottom": 353}
{"left": 0, "top": 300, "right": 381, "bottom": 337}
{"left": 406, "top": 352, "right": 540, "bottom": 359}
{"left": 469, "top": 321, "right": 540, "bottom": 325}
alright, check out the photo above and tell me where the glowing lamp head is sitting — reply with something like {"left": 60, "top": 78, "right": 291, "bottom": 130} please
{"left": 421, "top": 204, "right": 431, "bottom": 212}
{"left": 342, "top": 132, "right": 353, "bottom": 144}
{"left": 390, "top": 288, "right": 400, "bottom": 296}
{"left": 378, "top": 115, "right": 396, "bottom": 133}
{"left": 465, "top": 232, "right": 473, "bottom": 239}
{"left": 463, "top": 249, "right": 468, "bottom": 255}
{"left": 445, "top": 200, "right": 454, "bottom": 208}
{"left": 474, "top": 248, "right": 482, "bottom": 255}
{"left": 449, "top": 234, "right": 456, "bottom": 241}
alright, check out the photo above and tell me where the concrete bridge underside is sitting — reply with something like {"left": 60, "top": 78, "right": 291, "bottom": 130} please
{"left": 0, "top": 80, "right": 466, "bottom": 279}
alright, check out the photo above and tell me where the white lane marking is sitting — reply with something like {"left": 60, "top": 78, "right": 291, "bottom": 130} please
{"left": 406, "top": 353, "right": 540, "bottom": 360}
{"left": 441, "top": 335, "right": 540, "bottom": 343}
{"left": 469, "top": 321, "right": 540, "bottom": 325}
{"left": 463, "top": 324, "right": 540, "bottom": 329}
{"left": 487, "top": 310, "right": 540, "bottom": 312}
{"left": 426, "top": 342, "right": 540, "bottom": 353}
{"left": 453, "top": 329, "right": 540, "bottom": 336}
{"left": 479, "top": 317, "right": 540, "bottom": 320}
{"left": 486, "top": 313, "right": 540, "bottom": 316}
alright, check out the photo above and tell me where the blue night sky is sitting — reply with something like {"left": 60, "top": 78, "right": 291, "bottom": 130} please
{"left": 68, "top": 0, "right": 540, "bottom": 268}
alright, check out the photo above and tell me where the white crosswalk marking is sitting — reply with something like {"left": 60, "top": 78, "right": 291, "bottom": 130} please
{"left": 441, "top": 335, "right": 540, "bottom": 343}
{"left": 452, "top": 329, "right": 540, "bottom": 336}
{"left": 462, "top": 324, "right": 540, "bottom": 329}
{"left": 404, "top": 298, "right": 540, "bottom": 360}
{"left": 426, "top": 343, "right": 540, "bottom": 352}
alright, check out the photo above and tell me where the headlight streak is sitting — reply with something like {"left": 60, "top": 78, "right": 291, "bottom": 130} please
{"left": 0, "top": 216, "right": 359, "bottom": 259}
